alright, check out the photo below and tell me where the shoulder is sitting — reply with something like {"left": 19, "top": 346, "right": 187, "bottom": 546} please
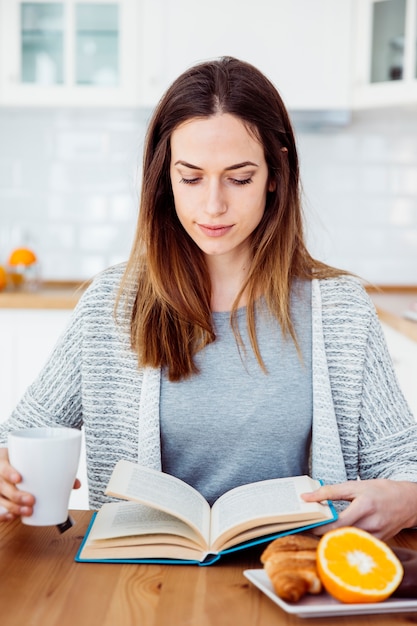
{"left": 78, "top": 263, "right": 127, "bottom": 307}
{"left": 86, "top": 262, "right": 127, "bottom": 294}
{"left": 315, "top": 275, "right": 374, "bottom": 314}
{"left": 69, "top": 264, "right": 135, "bottom": 343}
{"left": 69, "top": 263, "right": 132, "bottom": 330}
{"left": 313, "top": 275, "right": 378, "bottom": 343}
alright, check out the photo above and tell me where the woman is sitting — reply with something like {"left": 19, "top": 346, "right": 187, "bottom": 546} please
{"left": 1, "top": 57, "right": 417, "bottom": 539}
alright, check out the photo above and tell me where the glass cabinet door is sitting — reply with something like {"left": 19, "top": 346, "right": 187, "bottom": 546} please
{"left": 19, "top": 1, "right": 119, "bottom": 88}
{"left": 371, "top": 0, "right": 407, "bottom": 82}
{"left": 75, "top": 3, "right": 119, "bottom": 86}
{"left": 415, "top": 3, "right": 417, "bottom": 78}
{"left": 21, "top": 2, "right": 65, "bottom": 84}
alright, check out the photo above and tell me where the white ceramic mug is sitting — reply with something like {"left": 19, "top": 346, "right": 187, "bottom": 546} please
{"left": 8, "top": 427, "right": 82, "bottom": 526}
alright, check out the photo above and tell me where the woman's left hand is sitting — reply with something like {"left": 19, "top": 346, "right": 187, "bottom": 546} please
{"left": 302, "top": 479, "right": 417, "bottom": 541}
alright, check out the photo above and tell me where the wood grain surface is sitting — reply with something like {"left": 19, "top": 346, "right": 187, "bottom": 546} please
{"left": 1, "top": 511, "right": 417, "bottom": 626}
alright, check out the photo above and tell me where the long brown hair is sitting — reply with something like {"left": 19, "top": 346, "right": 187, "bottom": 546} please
{"left": 118, "top": 56, "right": 345, "bottom": 381}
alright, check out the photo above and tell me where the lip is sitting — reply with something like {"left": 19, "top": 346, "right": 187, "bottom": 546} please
{"left": 198, "top": 224, "right": 234, "bottom": 237}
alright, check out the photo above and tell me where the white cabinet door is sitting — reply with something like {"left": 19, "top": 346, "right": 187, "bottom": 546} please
{"left": 381, "top": 322, "right": 417, "bottom": 419}
{"left": 140, "top": 0, "right": 353, "bottom": 111}
{"left": 0, "top": 314, "right": 16, "bottom": 424}
{"left": 0, "top": 0, "right": 141, "bottom": 106}
{"left": 14, "top": 309, "right": 72, "bottom": 403}
{"left": 0, "top": 309, "right": 72, "bottom": 422}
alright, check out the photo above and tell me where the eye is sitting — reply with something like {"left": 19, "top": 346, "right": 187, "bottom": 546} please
{"left": 180, "top": 177, "right": 200, "bottom": 185}
{"left": 231, "top": 177, "right": 253, "bottom": 185}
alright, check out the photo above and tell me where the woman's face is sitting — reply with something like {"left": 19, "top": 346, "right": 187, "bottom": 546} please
{"left": 170, "top": 113, "right": 274, "bottom": 265}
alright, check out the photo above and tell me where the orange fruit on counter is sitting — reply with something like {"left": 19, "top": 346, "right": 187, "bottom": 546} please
{"left": 317, "top": 527, "right": 403, "bottom": 604}
{"left": 8, "top": 247, "right": 37, "bottom": 266}
{"left": 0, "top": 265, "right": 7, "bottom": 291}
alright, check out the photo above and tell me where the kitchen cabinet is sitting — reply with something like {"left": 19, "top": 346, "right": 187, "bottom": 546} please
{"left": 353, "top": 0, "right": 417, "bottom": 107}
{"left": 0, "top": 308, "right": 72, "bottom": 422}
{"left": 0, "top": 307, "right": 88, "bottom": 508}
{"left": 8, "top": 1, "right": 417, "bottom": 112}
{"left": 140, "top": 0, "right": 353, "bottom": 111}
{"left": 0, "top": 0, "right": 141, "bottom": 106}
{"left": 0, "top": 0, "right": 354, "bottom": 111}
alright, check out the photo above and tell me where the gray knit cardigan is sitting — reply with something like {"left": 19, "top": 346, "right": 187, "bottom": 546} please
{"left": 1, "top": 264, "right": 417, "bottom": 510}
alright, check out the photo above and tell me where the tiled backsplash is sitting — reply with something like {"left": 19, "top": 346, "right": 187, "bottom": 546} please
{"left": 0, "top": 108, "right": 151, "bottom": 279}
{"left": 299, "top": 108, "right": 417, "bottom": 285}
{"left": 0, "top": 106, "right": 416, "bottom": 285}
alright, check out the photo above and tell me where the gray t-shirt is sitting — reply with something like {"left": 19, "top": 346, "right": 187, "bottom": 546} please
{"left": 160, "top": 280, "right": 312, "bottom": 505}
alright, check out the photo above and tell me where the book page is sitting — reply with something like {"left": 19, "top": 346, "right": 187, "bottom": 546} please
{"left": 86, "top": 501, "right": 205, "bottom": 548}
{"left": 210, "top": 475, "right": 332, "bottom": 550}
{"left": 105, "top": 460, "right": 211, "bottom": 543}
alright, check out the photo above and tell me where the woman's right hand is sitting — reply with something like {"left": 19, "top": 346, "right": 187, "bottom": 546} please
{"left": 0, "top": 447, "right": 35, "bottom": 521}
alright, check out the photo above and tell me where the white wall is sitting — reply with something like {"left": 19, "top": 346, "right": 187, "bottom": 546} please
{"left": 0, "top": 107, "right": 150, "bottom": 279}
{"left": 300, "top": 107, "right": 417, "bottom": 284}
{"left": 0, "top": 105, "right": 416, "bottom": 285}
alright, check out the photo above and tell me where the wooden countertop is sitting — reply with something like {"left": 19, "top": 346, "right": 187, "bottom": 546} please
{"left": 1, "top": 281, "right": 416, "bottom": 344}
{"left": 0, "top": 281, "right": 88, "bottom": 309}
{"left": 368, "top": 286, "right": 417, "bottom": 343}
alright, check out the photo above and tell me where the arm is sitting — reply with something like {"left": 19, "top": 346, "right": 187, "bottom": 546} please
{"left": 356, "top": 304, "right": 417, "bottom": 483}
{"left": 307, "top": 288, "right": 417, "bottom": 539}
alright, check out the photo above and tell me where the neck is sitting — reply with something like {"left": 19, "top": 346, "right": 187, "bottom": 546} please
{"left": 206, "top": 254, "right": 250, "bottom": 312}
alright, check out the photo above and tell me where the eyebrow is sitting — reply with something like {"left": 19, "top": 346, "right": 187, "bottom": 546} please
{"left": 174, "top": 160, "right": 259, "bottom": 171}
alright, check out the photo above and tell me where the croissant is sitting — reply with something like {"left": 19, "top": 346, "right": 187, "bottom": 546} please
{"left": 261, "top": 535, "right": 322, "bottom": 603}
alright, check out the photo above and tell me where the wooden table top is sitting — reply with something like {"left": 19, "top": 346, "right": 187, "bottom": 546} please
{"left": 1, "top": 511, "right": 417, "bottom": 626}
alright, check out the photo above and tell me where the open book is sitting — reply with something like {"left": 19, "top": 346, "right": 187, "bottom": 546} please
{"left": 76, "top": 460, "right": 337, "bottom": 565}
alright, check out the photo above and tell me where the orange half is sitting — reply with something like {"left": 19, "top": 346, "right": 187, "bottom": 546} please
{"left": 317, "top": 527, "right": 403, "bottom": 604}
{"left": 8, "top": 247, "right": 37, "bottom": 266}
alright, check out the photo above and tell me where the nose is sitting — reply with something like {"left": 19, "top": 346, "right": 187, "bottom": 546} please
{"left": 204, "top": 180, "right": 227, "bottom": 216}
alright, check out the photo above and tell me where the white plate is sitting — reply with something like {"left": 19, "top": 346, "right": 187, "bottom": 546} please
{"left": 244, "top": 569, "right": 417, "bottom": 619}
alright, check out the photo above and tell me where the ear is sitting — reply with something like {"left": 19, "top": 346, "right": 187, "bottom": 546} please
{"left": 268, "top": 179, "right": 277, "bottom": 192}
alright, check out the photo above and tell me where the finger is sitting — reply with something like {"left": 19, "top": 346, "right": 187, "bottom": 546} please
{"left": 302, "top": 482, "right": 361, "bottom": 503}
{"left": 308, "top": 509, "right": 365, "bottom": 536}
{"left": 309, "top": 521, "right": 340, "bottom": 536}
{"left": 0, "top": 494, "right": 34, "bottom": 518}
{"left": 0, "top": 464, "right": 21, "bottom": 485}
{"left": 73, "top": 479, "right": 81, "bottom": 490}
{"left": 0, "top": 477, "right": 35, "bottom": 506}
{"left": 308, "top": 497, "right": 384, "bottom": 537}
{"left": 0, "top": 507, "right": 17, "bottom": 522}
{"left": 0, "top": 472, "right": 36, "bottom": 519}
{"left": 0, "top": 504, "right": 10, "bottom": 518}
{"left": 334, "top": 498, "right": 373, "bottom": 528}
{"left": 333, "top": 501, "right": 392, "bottom": 539}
